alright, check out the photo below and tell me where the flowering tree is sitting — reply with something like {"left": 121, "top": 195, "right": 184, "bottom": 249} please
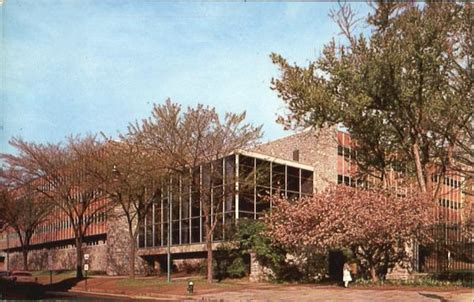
{"left": 266, "top": 185, "right": 436, "bottom": 281}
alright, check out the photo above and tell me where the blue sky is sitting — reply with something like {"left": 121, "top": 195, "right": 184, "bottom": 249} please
{"left": 1, "top": 0, "right": 371, "bottom": 154}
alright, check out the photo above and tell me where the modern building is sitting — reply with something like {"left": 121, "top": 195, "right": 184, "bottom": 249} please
{"left": 0, "top": 127, "right": 472, "bottom": 275}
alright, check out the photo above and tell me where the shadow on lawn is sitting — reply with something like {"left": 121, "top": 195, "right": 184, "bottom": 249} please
{"left": 0, "top": 277, "right": 85, "bottom": 300}
{"left": 0, "top": 279, "right": 46, "bottom": 299}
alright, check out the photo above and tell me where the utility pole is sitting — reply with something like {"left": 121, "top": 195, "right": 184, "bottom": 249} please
{"left": 167, "top": 178, "right": 172, "bottom": 283}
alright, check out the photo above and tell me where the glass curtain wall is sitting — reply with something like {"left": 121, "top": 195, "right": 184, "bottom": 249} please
{"left": 138, "top": 153, "right": 314, "bottom": 248}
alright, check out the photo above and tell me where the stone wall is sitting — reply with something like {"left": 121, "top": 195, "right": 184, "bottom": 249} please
{"left": 248, "top": 252, "right": 275, "bottom": 282}
{"left": 173, "top": 258, "right": 204, "bottom": 274}
{"left": 249, "top": 252, "right": 263, "bottom": 282}
{"left": 251, "top": 127, "right": 338, "bottom": 192}
{"left": 106, "top": 206, "right": 153, "bottom": 276}
{"left": 6, "top": 243, "right": 107, "bottom": 272}
{"left": 5, "top": 205, "right": 155, "bottom": 275}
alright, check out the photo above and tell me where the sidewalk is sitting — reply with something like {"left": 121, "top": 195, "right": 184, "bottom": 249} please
{"left": 65, "top": 277, "right": 472, "bottom": 302}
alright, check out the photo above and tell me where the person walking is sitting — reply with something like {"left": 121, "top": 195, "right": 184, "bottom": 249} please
{"left": 343, "top": 263, "right": 352, "bottom": 288}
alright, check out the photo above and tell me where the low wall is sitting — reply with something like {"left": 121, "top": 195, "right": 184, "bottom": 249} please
{"left": 7, "top": 243, "right": 107, "bottom": 272}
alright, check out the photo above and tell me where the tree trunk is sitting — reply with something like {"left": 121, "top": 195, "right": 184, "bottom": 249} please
{"left": 412, "top": 142, "right": 427, "bottom": 193}
{"left": 17, "top": 233, "right": 29, "bottom": 271}
{"left": 75, "top": 237, "right": 84, "bottom": 279}
{"left": 22, "top": 248, "right": 28, "bottom": 271}
{"left": 129, "top": 230, "right": 136, "bottom": 279}
{"left": 369, "top": 266, "right": 379, "bottom": 282}
{"left": 204, "top": 215, "right": 213, "bottom": 283}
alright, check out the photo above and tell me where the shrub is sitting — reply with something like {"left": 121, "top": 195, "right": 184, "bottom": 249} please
{"left": 227, "top": 257, "right": 247, "bottom": 278}
{"left": 233, "top": 219, "right": 330, "bottom": 282}
{"left": 354, "top": 277, "right": 471, "bottom": 288}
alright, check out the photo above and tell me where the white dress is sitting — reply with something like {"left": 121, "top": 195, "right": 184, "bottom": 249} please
{"left": 343, "top": 268, "right": 352, "bottom": 282}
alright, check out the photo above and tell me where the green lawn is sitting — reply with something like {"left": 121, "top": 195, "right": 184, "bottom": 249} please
{"left": 31, "top": 270, "right": 104, "bottom": 277}
{"left": 31, "top": 270, "right": 75, "bottom": 277}
{"left": 116, "top": 276, "right": 234, "bottom": 288}
{"left": 30, "top": 270, "right": 105, "bottom": 284}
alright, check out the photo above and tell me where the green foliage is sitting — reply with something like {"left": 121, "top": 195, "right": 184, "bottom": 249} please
{"left": 354, "top": 277, "right": 470, "bottom": 288}
{"left": 227, "top": 257, "right": 247, "bottom": 278}
{"left": 234, "top": 219, "right": 285, "bottom": 270}
{"left": 218, "top": 219, "right": 330, "bottom": 282}
{"left": 433, "top": 270, "right": 474, "bottom": 288}
{"left": 297, "top": 250, "right": 329, "bottom": 282}
{"left": 213, "top": 246, "right": 248, "bottom": 281}
{"left": 353, "top": 269, "right": 473, "bottom": 288}
{"left": 214, "top": 219, "right": 269, "bottom": 281}
{"left": 271, "top": 2, "right": 473, "bottom": 190}
{"left": 233, "top": 219, "right": 292, "bottom": 281}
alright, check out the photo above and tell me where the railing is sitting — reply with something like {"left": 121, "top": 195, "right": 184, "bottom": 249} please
{"left": 418, "top": 223, "right": 473, "bottom": 273}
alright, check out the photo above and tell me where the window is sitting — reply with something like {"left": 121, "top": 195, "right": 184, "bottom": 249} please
{"left": 301, "top": 169, "right": 313, "bottom": 195}
{"left": 287, "top": 166, "right": 300, "bottom": 199}
{"left": 337, "top": 145, "right": 352, "bottom": 159}
{"left": 272, "top": 163, "right": 285, "bottom": 191}
{"left": 338, "top": 175, "right": 352, "bottom": 186}
{"left": 293, "top": 149, "right": 299, "bottom": 162}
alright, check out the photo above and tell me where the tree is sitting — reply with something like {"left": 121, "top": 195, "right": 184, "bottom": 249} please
{"left": 0, "top": 135, "right": 110, "bottom": 278}
{"left": 266, "top": 185, "right": 435, "bottom": 281}
{"left": 0, "top": 186, "right": 50, "bottom": 270}
{"left": 271, "top": 2, "right": 473, "bottom": 197}
{"left": 129, "top": 99, "right": 262, "bottom": 283}
{"left": 77, "top": 135, "right": 165, "bottom": 279}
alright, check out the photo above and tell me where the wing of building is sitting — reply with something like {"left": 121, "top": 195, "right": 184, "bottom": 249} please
{"left": 1, "top": 127, "right": 472, "bottom": 275}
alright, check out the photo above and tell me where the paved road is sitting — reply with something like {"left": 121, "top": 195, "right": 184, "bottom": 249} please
{"left": 48, "top": 287, "right": 474, "bottom": 302}
{"left": 199, "top": 286, "right": 473, "bottom": 302}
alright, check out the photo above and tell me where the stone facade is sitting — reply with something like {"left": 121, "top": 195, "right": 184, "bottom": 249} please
{"left": 173, "top": 258, "right": 204, "bottom": 274}
{"left": 6, "top": 243, "right": 107, "bottom": 272}
{"left": 3, "top": 207, "right": 155, "bottom": 275}
{"left": 106, "top": 206, "right": 153, "bottom": 276}
{"left": 386, "top": 264, "right": 412, "bottom": 281}
{"left": 249, "top": 252, "right": 266, "bottom": 282}
{"left": 251, "top": 127, "right": 338, "bottom": 192}
{"left": 386, "top": 242, "right": 415, "bottom": 281}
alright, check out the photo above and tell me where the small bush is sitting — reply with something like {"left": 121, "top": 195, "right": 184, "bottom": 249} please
{"left": 213, "top": 245, "right": 249, "bottom": 281}
{"left": 354, "top": 277, "right": 469, "bottom": 288}
{"left": 432, "top": 271, "right": 473, "bottom": 288}
{"left": 227, "top": 257, "right": 247, "bottom": 278}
